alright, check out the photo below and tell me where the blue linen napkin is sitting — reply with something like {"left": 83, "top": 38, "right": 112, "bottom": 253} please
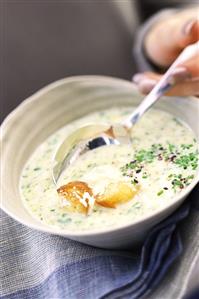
{"left": 102, "top": 204, "right": 189, "bottom": 299}
{"left": 0, "top": 187, "right": 198, "bottom": 299}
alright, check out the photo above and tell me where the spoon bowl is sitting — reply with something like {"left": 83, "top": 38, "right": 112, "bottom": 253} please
{"left": 52, "top": 123, "right": 130, "bottom": 185}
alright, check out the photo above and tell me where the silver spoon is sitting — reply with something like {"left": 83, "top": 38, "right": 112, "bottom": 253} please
{"left": 53, "top": 42, "right": 198, "bottom": 185}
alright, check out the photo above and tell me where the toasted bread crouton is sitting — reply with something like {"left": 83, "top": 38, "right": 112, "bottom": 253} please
{"left": 96, "top": 182, "right": 138, "bottom": 208}
{"left": 57, "top": 181, "right": 95, "bottom": 214}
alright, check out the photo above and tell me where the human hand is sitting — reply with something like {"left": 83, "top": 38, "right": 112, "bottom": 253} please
{"left": 133, "top": 9, "right": 199, "bottom": 96}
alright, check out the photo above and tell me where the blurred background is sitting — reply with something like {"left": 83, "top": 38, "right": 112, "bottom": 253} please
{"left": 0, "top": 0, "right": 192, "bottom": 122}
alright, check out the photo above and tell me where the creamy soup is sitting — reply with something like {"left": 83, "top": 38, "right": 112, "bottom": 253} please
{"left": 20, "top": 107, "right": 199, "bottom": 231}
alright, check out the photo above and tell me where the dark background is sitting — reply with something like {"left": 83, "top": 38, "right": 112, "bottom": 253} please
{"left": 0, "top": 0, "right": 191, "bottom": 122}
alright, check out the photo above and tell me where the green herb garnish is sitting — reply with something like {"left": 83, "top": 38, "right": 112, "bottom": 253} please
{"left": 135, "top": 149, "right": 155, "bottom": 163}
{"left": 168, "top": 143, "right": 176, "bottom": 153}
{"left": 157, "top": 190, "right": 164, "bottom": 196}
{"left": 181, "top": 144, "right": 193, "bottom": 150}
{"left": 168, "top": 174, "right": 195, "bottom": 191}
{"left": 120, "top": 143, "right": 198, "bottom": 181}
{"left": 174, "top": 152, "right": 198, "bottom": 170}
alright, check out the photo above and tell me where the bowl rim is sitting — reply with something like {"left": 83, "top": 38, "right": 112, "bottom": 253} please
{"left": 1, "top": 75, "right": 199, "bottom": 237}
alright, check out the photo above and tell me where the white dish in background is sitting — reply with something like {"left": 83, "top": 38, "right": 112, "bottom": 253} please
{"left": 1, "top": 76, "right": 199, "bottom": 249}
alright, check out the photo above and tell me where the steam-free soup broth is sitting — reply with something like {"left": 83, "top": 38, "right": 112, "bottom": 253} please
{"left": 20, "top": 107, "right": 198, "bottom": 231}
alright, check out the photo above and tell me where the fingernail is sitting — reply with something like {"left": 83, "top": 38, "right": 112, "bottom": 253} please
{"left": 132, "top": 73, "right": 146, "bottom": 84}
{"left": 182, "top": 18, "right": 197, "bottom": 35}
{"left": 167, "top": 67, "right": 191, "bottom": 84}
{"left": 139, "top": 79, "right": 157, "bottom": 94}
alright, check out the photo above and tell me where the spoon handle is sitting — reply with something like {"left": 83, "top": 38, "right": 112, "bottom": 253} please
{"left": 123, "top": 41, "right": 199, "bottom": 128}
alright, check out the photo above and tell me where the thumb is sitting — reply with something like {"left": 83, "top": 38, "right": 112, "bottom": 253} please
{"left": 178, "top": 19, "right": 199, "bottom": 48}
{"left": 145, "top": 13, "right": 199, "bottom": 67}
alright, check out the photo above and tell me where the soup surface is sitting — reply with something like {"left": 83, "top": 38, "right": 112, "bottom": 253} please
{"left": 20, "top": 107, "right": 199, "bottom": 231}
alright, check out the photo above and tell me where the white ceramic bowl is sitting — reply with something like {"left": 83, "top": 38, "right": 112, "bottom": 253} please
{"left": 1, "top": 76, "right": 199, "bottom": 249}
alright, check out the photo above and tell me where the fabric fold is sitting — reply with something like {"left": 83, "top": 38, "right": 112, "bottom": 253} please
{"left": 101, "top": 204, "right": 190, "bottom": 299}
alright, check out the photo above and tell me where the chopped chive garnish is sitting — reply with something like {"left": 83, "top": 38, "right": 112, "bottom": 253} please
{"left": 157, "top": 190, "right": 164, "bottom": 196}
{"left": 120, "top": 143, "right": 198, "bottom": 183}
